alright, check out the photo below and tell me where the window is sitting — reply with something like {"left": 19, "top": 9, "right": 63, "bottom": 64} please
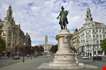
{"left": 103, "top": 34, "right": 105, "bottom": 38}
{"left": 98, "top": 51, "right": 102, "bottom": 55}
{"left": 96, "top": 29, "right": 98, "bottom": 32}
{"left": 93, "top": 35, "right": 95, "bottom": 37}
{"left": 97, "top": 34, "right": 98, "bottom": 37}
{"left": 97, "top": 40, "right": 99, "bottom": 43}
{"left": 99, "top": 29, "right": 101, "bottom": 32}
{"left": 89, "top": 35, "right": 90, "bottom": 37}
{"left": 94, "top": 51, "right": 96, "bottom": 55}
{"left": 100, "top": 35, "right": 101, "bottom": 38}
{"left": 93, "top": 30, "right": 95, "bottom": 33}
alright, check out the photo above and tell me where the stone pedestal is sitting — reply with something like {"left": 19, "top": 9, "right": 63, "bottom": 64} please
{"left": 38, "top": 29, "right": 98, "bottom": 70}
{"left": 49, "top": 29, "right": 78, "bottom": 68}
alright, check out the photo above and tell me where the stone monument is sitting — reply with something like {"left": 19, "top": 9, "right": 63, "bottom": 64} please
{"left": 44, "top": 35, "right": 49, "bottom": 54}
{"left": 38, "top": 6, "right": 98, "bottom": 70}
{"left": 48, "top": 6, "right": 81, "bottom": 69}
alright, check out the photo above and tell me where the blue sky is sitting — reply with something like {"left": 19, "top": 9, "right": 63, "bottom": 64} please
{"left": 0, "top": 0, "right": 106, "bottom": 46}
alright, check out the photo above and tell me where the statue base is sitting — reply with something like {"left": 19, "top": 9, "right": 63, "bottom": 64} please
{"left": 38, "top": 29, "right": 98, "bottom": 70}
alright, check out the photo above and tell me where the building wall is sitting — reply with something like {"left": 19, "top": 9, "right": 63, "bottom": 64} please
{"left": 71, "top": 30, "right": 80, "bottom": 51}
{"left": 79, "top": 22, "right": 106, "bottom": 57}
{"left": 0, "top": 6, "right": 26, "bottom": 53}
{"left": 72, "top": 8, "right": 106, "bottom": 57}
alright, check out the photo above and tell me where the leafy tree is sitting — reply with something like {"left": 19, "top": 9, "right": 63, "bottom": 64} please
{"left": 100, "top": 39, "right": 106, "bottom": 55}
{"left": 0, "top": 37, "right": 6, "bottom": 53}
{"left": 0, "top": 23, "right": 3, "bottom": 35}
{"left": 50, "top": 44, "right": 58, "bottom": 53}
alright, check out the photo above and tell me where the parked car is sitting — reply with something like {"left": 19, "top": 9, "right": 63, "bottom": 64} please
{"left": 82, "top": 56, "right": 89, "bottom": 59}
{"left": 93, "top": 56, "right": 102, "bottom": 61}
{"left": 13, "top": 55, "right": 20, "bottom": 60}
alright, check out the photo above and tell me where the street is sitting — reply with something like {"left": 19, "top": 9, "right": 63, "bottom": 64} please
{"left": 0, "top": 55, "right": 106, "bottom": 70}
{"left": 0, "top": 55, "right": 53, "bottom": 70}
{"left": 0, "top": 56, "right": 20, "bottom": 68}
{"left": 0, "top": 56, "right": 36, "bottom": 68}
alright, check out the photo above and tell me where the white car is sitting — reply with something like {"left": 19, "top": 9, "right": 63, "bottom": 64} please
{"left": 13, "top": 55, "right": 20, "bottom": 60}
{"left": 82, "top": 56, "right": 89, "bottom": 59}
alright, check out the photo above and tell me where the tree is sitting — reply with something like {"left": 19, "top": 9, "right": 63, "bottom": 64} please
{"left": 50, "top": 44, "right": 58, "bottom": 53}
{"left": 0, "top": 37, "right": 6, "bottom": 53}
{"left": 100, "top": 39, "right": 106, "bottom": 55}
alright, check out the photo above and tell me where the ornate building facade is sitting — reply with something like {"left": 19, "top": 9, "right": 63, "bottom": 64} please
{"left": 71, "top": 29, "right": 80, "bottom": 51}
{"left": 0, "top": 5, "right": 31, "bottom": 54}
{"left": 72, "top": 8, "right": 106, "bottom": 57}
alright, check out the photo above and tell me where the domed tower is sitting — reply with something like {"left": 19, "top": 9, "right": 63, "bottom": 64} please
{"left": 85, "top": 8, "right": 93, "bottom": 23}
{"left": 2, "top": 5, "right": 15, "bottom": 52}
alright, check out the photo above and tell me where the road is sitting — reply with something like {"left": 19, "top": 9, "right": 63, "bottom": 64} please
{"left": 0, "top": 55, "right": 105, "bottom": 70}
{"left": 0, "top": 56, "right": 35, "bottom": 68}
{"left": 0, "top": 56, "right": 20, "bottom": 68}
{"left": 0, "top": 55, "right": 53, "bottom": 70}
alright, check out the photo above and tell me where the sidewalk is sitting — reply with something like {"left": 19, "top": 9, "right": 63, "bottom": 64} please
{"left": 0, "top": 56, "right": 51, "bottom": 70}
{"left": 0, "top": 56, "right": 33, "bottom": 68}
{"left": 0, "top": 55, "right": 104, "bottom": 70}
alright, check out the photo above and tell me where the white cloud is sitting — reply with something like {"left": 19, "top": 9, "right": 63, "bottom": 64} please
{"left": 0, "top": 0, "right": 106, "bottom": 45}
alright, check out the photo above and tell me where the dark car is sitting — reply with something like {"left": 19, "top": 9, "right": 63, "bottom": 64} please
{"left": 93, "top": 56, "right": 102, "bottom": 61}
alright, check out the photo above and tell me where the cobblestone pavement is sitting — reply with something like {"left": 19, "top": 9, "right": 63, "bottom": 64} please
{"left": 0, "top": 55, "right": 105, "bottom": 70}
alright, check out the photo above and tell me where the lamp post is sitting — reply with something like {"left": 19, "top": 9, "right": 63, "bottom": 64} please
{"left": 92, "top": 44, "right": 95, "bottom": 61}
{"left": 30, "top": 46, "right": 32, "bottom": 59}
{"left": 22, "top": 43, "right": 26, "bottom": 62}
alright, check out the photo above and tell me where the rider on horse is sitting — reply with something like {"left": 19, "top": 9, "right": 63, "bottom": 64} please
{"left": 57, "top": 6, "right": 68, "bottom": 29}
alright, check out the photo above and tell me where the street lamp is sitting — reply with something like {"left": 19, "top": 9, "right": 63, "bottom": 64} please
{"left": 30, "top": 46, "right": 32, "bottom": 59}
{"left": 22, "top": 43, "right": 26, "bottom": 62}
